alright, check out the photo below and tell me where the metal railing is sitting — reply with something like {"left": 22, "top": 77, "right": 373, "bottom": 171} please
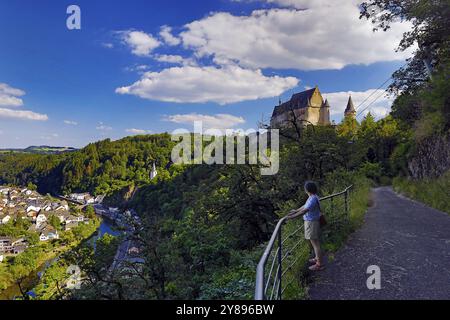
{"left": 255, "top": 185, "right": 353, "bottom": 300}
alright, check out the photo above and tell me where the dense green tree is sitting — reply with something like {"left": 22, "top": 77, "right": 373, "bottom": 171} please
{"left": 48, "top": 215, "right": 62, "bottom": 231}
{"left": 360, "top": 0, "right": 450, "bottom": 94}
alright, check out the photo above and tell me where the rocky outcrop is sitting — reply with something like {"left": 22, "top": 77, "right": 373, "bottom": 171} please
{"left": 408, "top": 133, "right": 450, "bottom": 179}
{"left": 103, "top": 184, "right": 136, "bottom": 208}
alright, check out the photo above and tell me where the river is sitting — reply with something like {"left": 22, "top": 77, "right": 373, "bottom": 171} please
{"left": 0, "top": 218, "right": 119, "bottom": 300}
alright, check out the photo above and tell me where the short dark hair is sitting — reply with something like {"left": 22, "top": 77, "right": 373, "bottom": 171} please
{"left": 304, "top": 181, "right": 318, "bottom": 194}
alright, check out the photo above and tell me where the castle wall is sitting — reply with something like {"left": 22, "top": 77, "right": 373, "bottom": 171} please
{"left": 305, "top": 90, "right": 323, "bottom": 125}
{"left": 319, "top": 107, "right": 331, "bottom": 125}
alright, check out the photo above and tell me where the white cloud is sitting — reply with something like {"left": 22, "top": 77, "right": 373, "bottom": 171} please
{"left": 179, "top": 1, "right": 412, "bottom": 70}
{"left": 253, "top": 0, "right": 336, "bottom": 9}
{"left": 323, "top": 89, "right": 394, "bottom": 121}
{"left": 165, "top": 113, "right": 245, "bottom": 130}
{"left": 0, "top": 83, "right": 25, "bottom": 107}
{"left": 154, "top": 54, "right": 198, "bottom": 67}
{"left": 154, "top": 54, "right": 184, "bottom": 64}
{"left": 0, "top": 83, "right": 48, "bottom": 121}
{"left": 135, "top": 65, "right": 149, "bottom": 71}
{"left": 125, "top": 128, "right": 152, "bottom": 135}
{"left": 64, "top": 120, "right": 78, "bottom": 125}
{"left": 159, "top": 25, "right": 181, "bottom": 46}
{"left": 96, "top": 122, "right": 113, "bottom": 131}
{"left": 119, "top": 30, "right": 160, "bottom": 57}
{"left": 124, "top": 64, "right": 151, "bottom": 74}
{"left": 116, "top": 65, "right": 298, "bottom": 105}
{"left": 0, "top": 108, "right": 48, "bottom": 121}
{"left": 102, "top": 42, "right": 114, "bottom": 49}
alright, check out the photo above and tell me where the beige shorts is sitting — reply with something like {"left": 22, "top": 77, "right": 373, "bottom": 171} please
{"left": 304, "top": 220, "right": 320, "bottom": 240}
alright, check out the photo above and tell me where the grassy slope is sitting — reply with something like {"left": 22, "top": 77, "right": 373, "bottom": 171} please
{"left": 393, "top": 171, "right": 450, "bottom": 214}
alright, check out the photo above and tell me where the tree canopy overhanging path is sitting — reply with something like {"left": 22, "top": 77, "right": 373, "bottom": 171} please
{"left": 308, "top": 187, "right": 450, "bottom": 300}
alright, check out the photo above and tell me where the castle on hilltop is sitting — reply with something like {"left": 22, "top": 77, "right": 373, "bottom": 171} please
{"left": 270, "top": 86, "right": 355, "bottom": 128}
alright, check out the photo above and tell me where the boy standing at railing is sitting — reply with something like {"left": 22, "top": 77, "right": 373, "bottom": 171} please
{"left": 286, "top": 181, "right": 324, "bottom": 271}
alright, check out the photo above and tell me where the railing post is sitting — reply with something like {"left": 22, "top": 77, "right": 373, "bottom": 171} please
{"left": 277, "top": 228, "right": 282, "bottom": 300}
{"left": 345, "top": 190, "right": 349, "bottom": 218}
{"left": 330, "top": 197, "right": 334, "bottom": 217}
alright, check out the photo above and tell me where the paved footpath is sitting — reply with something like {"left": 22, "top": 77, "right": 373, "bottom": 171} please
{"left": 309, "top": 187, "right": 450, "bottom": 300}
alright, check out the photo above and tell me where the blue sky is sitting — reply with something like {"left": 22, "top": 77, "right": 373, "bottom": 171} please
{"left": 0, "top": 0, "right": 412, "bottom": 148}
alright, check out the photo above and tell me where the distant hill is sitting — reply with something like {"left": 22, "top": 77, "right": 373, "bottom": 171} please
{"left": 0, "top": 145, "right": 77, "bottom": 155}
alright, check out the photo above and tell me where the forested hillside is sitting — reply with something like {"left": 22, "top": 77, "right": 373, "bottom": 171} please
{"left": 0, "top": 134, "right": 179, "bottom": 199}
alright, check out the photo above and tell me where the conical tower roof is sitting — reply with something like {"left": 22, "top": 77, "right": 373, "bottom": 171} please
{"left": 345, "top": 96, "right": 356, "bottom": 115}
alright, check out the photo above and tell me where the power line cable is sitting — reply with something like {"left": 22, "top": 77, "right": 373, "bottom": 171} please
{"left": 354, "top": 62, "right": 408, "bottom": 113}
{"left": 356, "top": 87, "right": 391, "bottom": 119}
{"left": 354, "top": 76, "right": 392, "bottom": 112}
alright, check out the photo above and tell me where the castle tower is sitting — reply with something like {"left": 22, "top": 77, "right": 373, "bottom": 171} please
{"left": 319, "top": 99, "right": 331, "bottom": 125}
{"left": 344, "top": 96, "right": 356, "bottom": 119}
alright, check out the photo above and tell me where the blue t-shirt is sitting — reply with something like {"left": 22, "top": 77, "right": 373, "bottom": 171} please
{"left": 303, "top": 195, "right": 321, "bottom": 221}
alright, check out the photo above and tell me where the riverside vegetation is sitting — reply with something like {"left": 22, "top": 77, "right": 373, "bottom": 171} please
{"left": 0, "top": 0, "right": 448, "bottom": 300}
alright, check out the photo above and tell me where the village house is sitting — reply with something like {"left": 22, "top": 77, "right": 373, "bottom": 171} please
{"left": 0, "top": 237, "right": 12, "bottom": 253}
{"left": 66, "top": 214, "right": 85, "bottom": 223}
{"left": 20, "top": 188, "right": 33, "bottom": 196}
{"left": 8, "top": 190, "right": 19, "bottom": 201}
{"left": 36, "top": 212, "right": 48, "bottom": 228}
{"left": 40, "top": 200, "right": 52, "bottom": 212}
{"left": 27, "top": 210, "right": 39, "bottom": 221}
{"left": 27, "top": 204, "right": 42, "bottom": 213}
{"left": 12, "top": 244, "right": 27, "bottom": 255}
{"left": 54, "top": 202, "right": 69, "bottom": 211}
{"left": 64, "top": 221, "right": 79, "bottom": 231}
{"left": 55, "top": 210, "right": 71, "bottom": 223}
{"left": 11, "top": 238, "right": 27, "bottom": 254}
{"left": 0, "top": 237, "right": 28, "bottom": 255}
{"left": 39, "top": 226, "right": 59, "bottom": 241}
{"left": 0, "top": 187, "right": 11, "bottom": 195}
{"left": 68, "top": 193, "right": 95, "bottom": 204}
